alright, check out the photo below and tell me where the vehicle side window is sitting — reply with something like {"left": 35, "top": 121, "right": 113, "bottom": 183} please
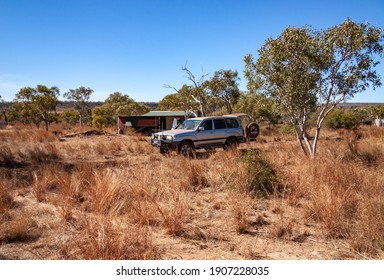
{"left": 200, "top": 120, "right": 212, "bottom": 130}
{"left": 214, "top": 119, "right": 227, "bottom": 129}
{"left": 226, "top": 118, "right": 239, "bottom": 128}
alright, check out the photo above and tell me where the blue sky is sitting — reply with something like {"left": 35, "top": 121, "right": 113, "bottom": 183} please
{"left": 0, "top": 0, "right": 383, "bottom": 103}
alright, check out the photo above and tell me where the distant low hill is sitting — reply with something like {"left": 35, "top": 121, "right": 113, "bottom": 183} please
{"left": 56, "top": 101, "right": 103, "bottom": 112}
{"left": 56, "top": 101, "right": 159, "bottom": 112}
{"left": 338, "top": 102, "right": 384, "bottom": 109}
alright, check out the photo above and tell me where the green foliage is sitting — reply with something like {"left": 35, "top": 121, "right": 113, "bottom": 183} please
{"left": 372, "top": 105, "right": 384, "bottom": 118}
{"left": 205, "top": 69, "right": 240, "bottom": 114}
{"left": 104, "top": 92, "right": 149, "bottom": 118}
{"left": 92, "top": 106, "right": 113, "bottom": 130}
{"left": 245, "top": 27, "right": 321, "bottom": 116}
{"left": 0, "top": 97, "right": 8, "bottom": 125}
{"left": 350, "top": 107, "right": 374, "bottom": 123}
{"left": 234, "top": 92, "right": 281, "bottom": 125}
{"left": 169, "top": 66, "right": 243, "bottom": 116}
{"left": 63, "top": 86, "right": 93, "bottom": 127}
{"left": 278, "top": 123, "right": 295, "bottom": 135}
{"left": 159, "top": 85, "right": 199, "bottom": 111}
{"left": 244, "top": 19, "right": 383, "bottom": 158}
{"left": 158, "top": 93, "right": 186, "bottom": 111}
{"left": 59, "top": 109, "right": 79, "bottom": 126}
{"left": 240, "top": 150, "right": 280, "bottom": 198}
{"left": 13, "top": 85, "right": 59, "bottom": 131}
{"left": 323, "top": 109, "right": 360, "bottom": 130}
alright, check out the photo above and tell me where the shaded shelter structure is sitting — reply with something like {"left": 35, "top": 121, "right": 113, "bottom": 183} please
{"left": 117, "top": 111, "right": 196, "bottom": 134}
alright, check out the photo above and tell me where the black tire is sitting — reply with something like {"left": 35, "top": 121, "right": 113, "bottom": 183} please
{"left": 224, "top": 138, "right": 238, "bottom": 151}
{"left": 160, "top": 147, "right": 168, "bottom": 155}
{"left": 178, "top": 141, "right": 195, "bottom": 158}
{"left": 246, "top": 123, "right": 259, "bottom": 140}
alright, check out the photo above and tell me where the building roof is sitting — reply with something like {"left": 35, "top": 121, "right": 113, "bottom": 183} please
{"left": 142, "top": 111, "right": 193, "bottom": 117}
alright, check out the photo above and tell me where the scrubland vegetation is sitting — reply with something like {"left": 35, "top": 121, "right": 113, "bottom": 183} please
{"left": 0, "top": 124, "right": 383, "bottom": 260}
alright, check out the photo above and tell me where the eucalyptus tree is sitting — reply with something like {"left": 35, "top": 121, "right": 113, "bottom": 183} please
{"left": 104, "top": 92, "right": 149, "bottom": 118}
{"left": 0, "top": 95, "right": 8, "bottom": 124}
{"left": 206, "top": 69, "right": 240, "bottom": 114}
{"left": 159, "top": 85, "right": 199, "bottom": 113}
{"left": 14, "top": 85, "right": 59, "bottom": 131}
{"left": 165, "top": 63, "right": 210, "bottom": 116}
{"left": 372, "top": 105, "right": 384, "bottom": 118}
{"left": 63, "top": 86, "right": 93, "bottom": 127}
{"left": 92, "top": 106, "right": 113, "bottom": 130}
{"left": 245, "top": 19, "right": 383, "bottom": 158}
{"left": 234, "top": 92, "right": 281, "bottom": 126}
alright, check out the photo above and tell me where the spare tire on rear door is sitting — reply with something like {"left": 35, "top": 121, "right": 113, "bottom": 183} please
{"left": 246, "top": 123, "right": 259, "bottom": 141}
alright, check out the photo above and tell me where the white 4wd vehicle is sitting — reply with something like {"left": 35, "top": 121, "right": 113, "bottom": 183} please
{"left": 151, "top": 116, "right": 248, "bottom": 157}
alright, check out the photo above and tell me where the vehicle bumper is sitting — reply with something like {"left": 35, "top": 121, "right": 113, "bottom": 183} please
{"left": 151, "top": 138, "right": 180, "bottom": 150}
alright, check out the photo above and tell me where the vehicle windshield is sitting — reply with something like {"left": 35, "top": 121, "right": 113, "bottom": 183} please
{"left": 177, "top": 119, "right": 201, "bottom": 130}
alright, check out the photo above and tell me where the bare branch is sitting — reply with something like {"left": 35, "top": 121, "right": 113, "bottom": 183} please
{"left": 163, "top": 84, "right": 180, "bottom": 93}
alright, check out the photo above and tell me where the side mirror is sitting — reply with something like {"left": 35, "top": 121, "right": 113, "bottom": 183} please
{"left": 198, "top": 127, "right": 205, "bottom": 131}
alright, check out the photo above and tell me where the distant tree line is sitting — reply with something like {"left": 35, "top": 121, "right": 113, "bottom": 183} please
{"left": 1, "top": 87, "right": 150, "bottom": 131}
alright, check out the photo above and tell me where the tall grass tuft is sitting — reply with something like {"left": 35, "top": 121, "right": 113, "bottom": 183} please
{"left": 0, "top": 146, "right": 14, "bottom": 166}
{"left": 0, "top": 178, "right": 14, "bottom": 216}
{"left": 61, "top": 216, "right": 158, "bottom": 260}
{"left": 88, "top": 168, "right": 129, "bottom": 215}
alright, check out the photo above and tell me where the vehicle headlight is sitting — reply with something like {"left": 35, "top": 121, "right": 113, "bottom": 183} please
{"left": 165, "top": 135, "right": 173, "bottom": 141}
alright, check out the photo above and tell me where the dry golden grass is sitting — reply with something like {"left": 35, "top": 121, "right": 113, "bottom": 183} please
{"left": 263, "top": 126, "right": 384, "bottom": 256}
{"left": 1, "top": 124, "right": 384, "bottom": 259}
{"left": 0, "top": 217, "right": 40, "bottom": 243}
{"left": 0, "top": 179, "right": 14, "bottom": 216}
{"left": 61, "top": 216, "right": 158, "bottom": 260}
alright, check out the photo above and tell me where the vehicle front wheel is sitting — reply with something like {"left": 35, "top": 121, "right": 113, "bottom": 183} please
{"left": 178, "top": 141, "right": 195, "bottom": 158}
{"left": 160, "top": 147, "right": 168, "bottom": 154}
{"left": 224, "top": 138, "right": 238, "bottom": 151}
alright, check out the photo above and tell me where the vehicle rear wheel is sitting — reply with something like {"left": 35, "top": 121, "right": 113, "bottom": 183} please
{"left": 178, "top": 141, "right": 195, "bottom": 158}
{"left": 224, "top": 138, "right": 238, "bottom": 151}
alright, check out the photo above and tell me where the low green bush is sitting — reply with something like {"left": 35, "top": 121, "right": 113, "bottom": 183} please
{"left": 324, "top": 109, "right": 360, "bottom": 130}
{"left": 240, "top": 150, "right": 280, "bottom": 197}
